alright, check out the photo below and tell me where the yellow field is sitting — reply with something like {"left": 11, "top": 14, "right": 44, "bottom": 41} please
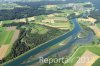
{"left": 0, "top": 27, "right": 20, "bottom": 60}
{"left": 78, "top": 17, "right": 96, "bottom": 24}
{"left": 45, "top": 5, "right": 57, "bottom": 9}
{"left": 89, "top": 25, "right": 100, "bottom": 37}
{"left": 13, "top": 16, "right": 35, "bottom": 23}
{"left": 0, "top": 45, "right": 10, "bottom": 60}
{"left": 75, "top": 50, "right": 99, "bottom": 66}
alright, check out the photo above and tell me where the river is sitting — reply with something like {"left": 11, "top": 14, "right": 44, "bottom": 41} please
{"left": 3, "top": 18, "right": 81, "bottom": 66}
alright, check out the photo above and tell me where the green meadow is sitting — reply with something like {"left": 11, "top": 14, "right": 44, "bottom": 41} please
{"left": 64, "top": 46, "right": 100, "bottom": 66}
{"left": 0, "top": 30, "right": 15, "bottom": 45}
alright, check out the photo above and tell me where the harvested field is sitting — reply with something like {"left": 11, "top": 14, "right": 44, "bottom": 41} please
{"left": 42, "top": 19, "right": 55, "bottom": 23}
{"left": 13, "top": 16, "right": 35, "bottom": 23}
{"left": 28, "top": 17, "right": 35, "bottom": 21}
{"left": 11, "top": 30, "right": 20, "bottom": 44}
{"left": 74, "top": 50, "right": 99, "bottom": 66}
{"left": 0, "top": 45, "right": 10, "bottom": 60}
{"left": 54, "top": 17, "right": 67, "bottom": 21}
{"left": 47, "top": 14, "right": 55, "bottom": 17}
{"left": 45, "top": 5, "right": 57, "bottom": 9}
{"left": 40, "top": 23, "right": 69, "bottom": 30}
{"left": 78, "top": 17, "right": 96, "bottom": 24}
{"left": 89, "top": 25, "right": 100, "bottom": 37}
{"left": 6, "top": 26, "right": 16, "bottom": 31}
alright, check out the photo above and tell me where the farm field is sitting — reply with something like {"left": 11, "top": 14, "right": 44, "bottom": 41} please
{"left": 92, "top": 58, "right": 100, "bottom": 66}
{"left": 0, "top": 44, "right": 10, "bottom": 60}
{"left": 89, "top": 25, "right": 100, "bottom": 37}
{"left": 0, "top": 30, "right": 15, "bottom": 60}
{"left": 0, "top": 1, "right": 99, "bottom": 66}
{"left": 64, "top": 45, "right": 100, "bottom": 66}
{"left": 2, "top": 16, "right": 35, "bottom": 24}
{"left": 0, "top": 30, "right": 15, "bottom": 44}
{"left": 48, "top": 21, "right": 70, "bottom": 28}
{"left": 96, "top": 23, "right": 100, "bottom": 29}
{"left": 0, "top": 27, "right": 6, "bottom": 32}
{"left": 0, "top": 2, "right": 27, "bottom": 10}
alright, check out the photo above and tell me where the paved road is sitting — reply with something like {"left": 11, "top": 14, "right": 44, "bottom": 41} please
{"left": 3, "top": 18, "right": 81, "bottom": 66}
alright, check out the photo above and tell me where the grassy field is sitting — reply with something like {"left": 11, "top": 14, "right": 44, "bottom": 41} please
{"left": 0, "top": 30, "right": 15, "bottom": 60}
{"left": 61, "top": 10, "right": 74, "bottom": 14}
{"left": 31, "top": 24, "right": 48, "bottom": 34}
{"left": 64, "top": 45, "right": 100, "bottom": 66}
{"left": 3, "top": 20, "right": 13, "bottom": 24}
{"left": 96, "top": 23, "right": 100, "bottom": 29}
{"left": 0, "top": 30, "right": 15, "bottom": 45}
{"left": 92, "top": 58, "right": 100, "bottom": 66}
{"left": 0, "top": 27, "right": 6, "bottom": 32}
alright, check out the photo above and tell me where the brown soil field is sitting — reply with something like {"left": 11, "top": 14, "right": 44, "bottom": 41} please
{"left": 0, "top": 27, "right": 20, "bottom": 60}
{"left": 89, "top": 25, "right": 100, "bottom": 37}
{"left": 78, "top": 17, "right": 96, "bottom": 24}
{"left": 0, "top": 44, "right": 10, "bottom": 60}
{"left": 11, "top": 30, "right": 20, "bottom": 44}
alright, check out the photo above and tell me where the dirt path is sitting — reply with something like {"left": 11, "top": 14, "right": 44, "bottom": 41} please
{"left": 11, "top": 30, "right": 20, "bottom": 44}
